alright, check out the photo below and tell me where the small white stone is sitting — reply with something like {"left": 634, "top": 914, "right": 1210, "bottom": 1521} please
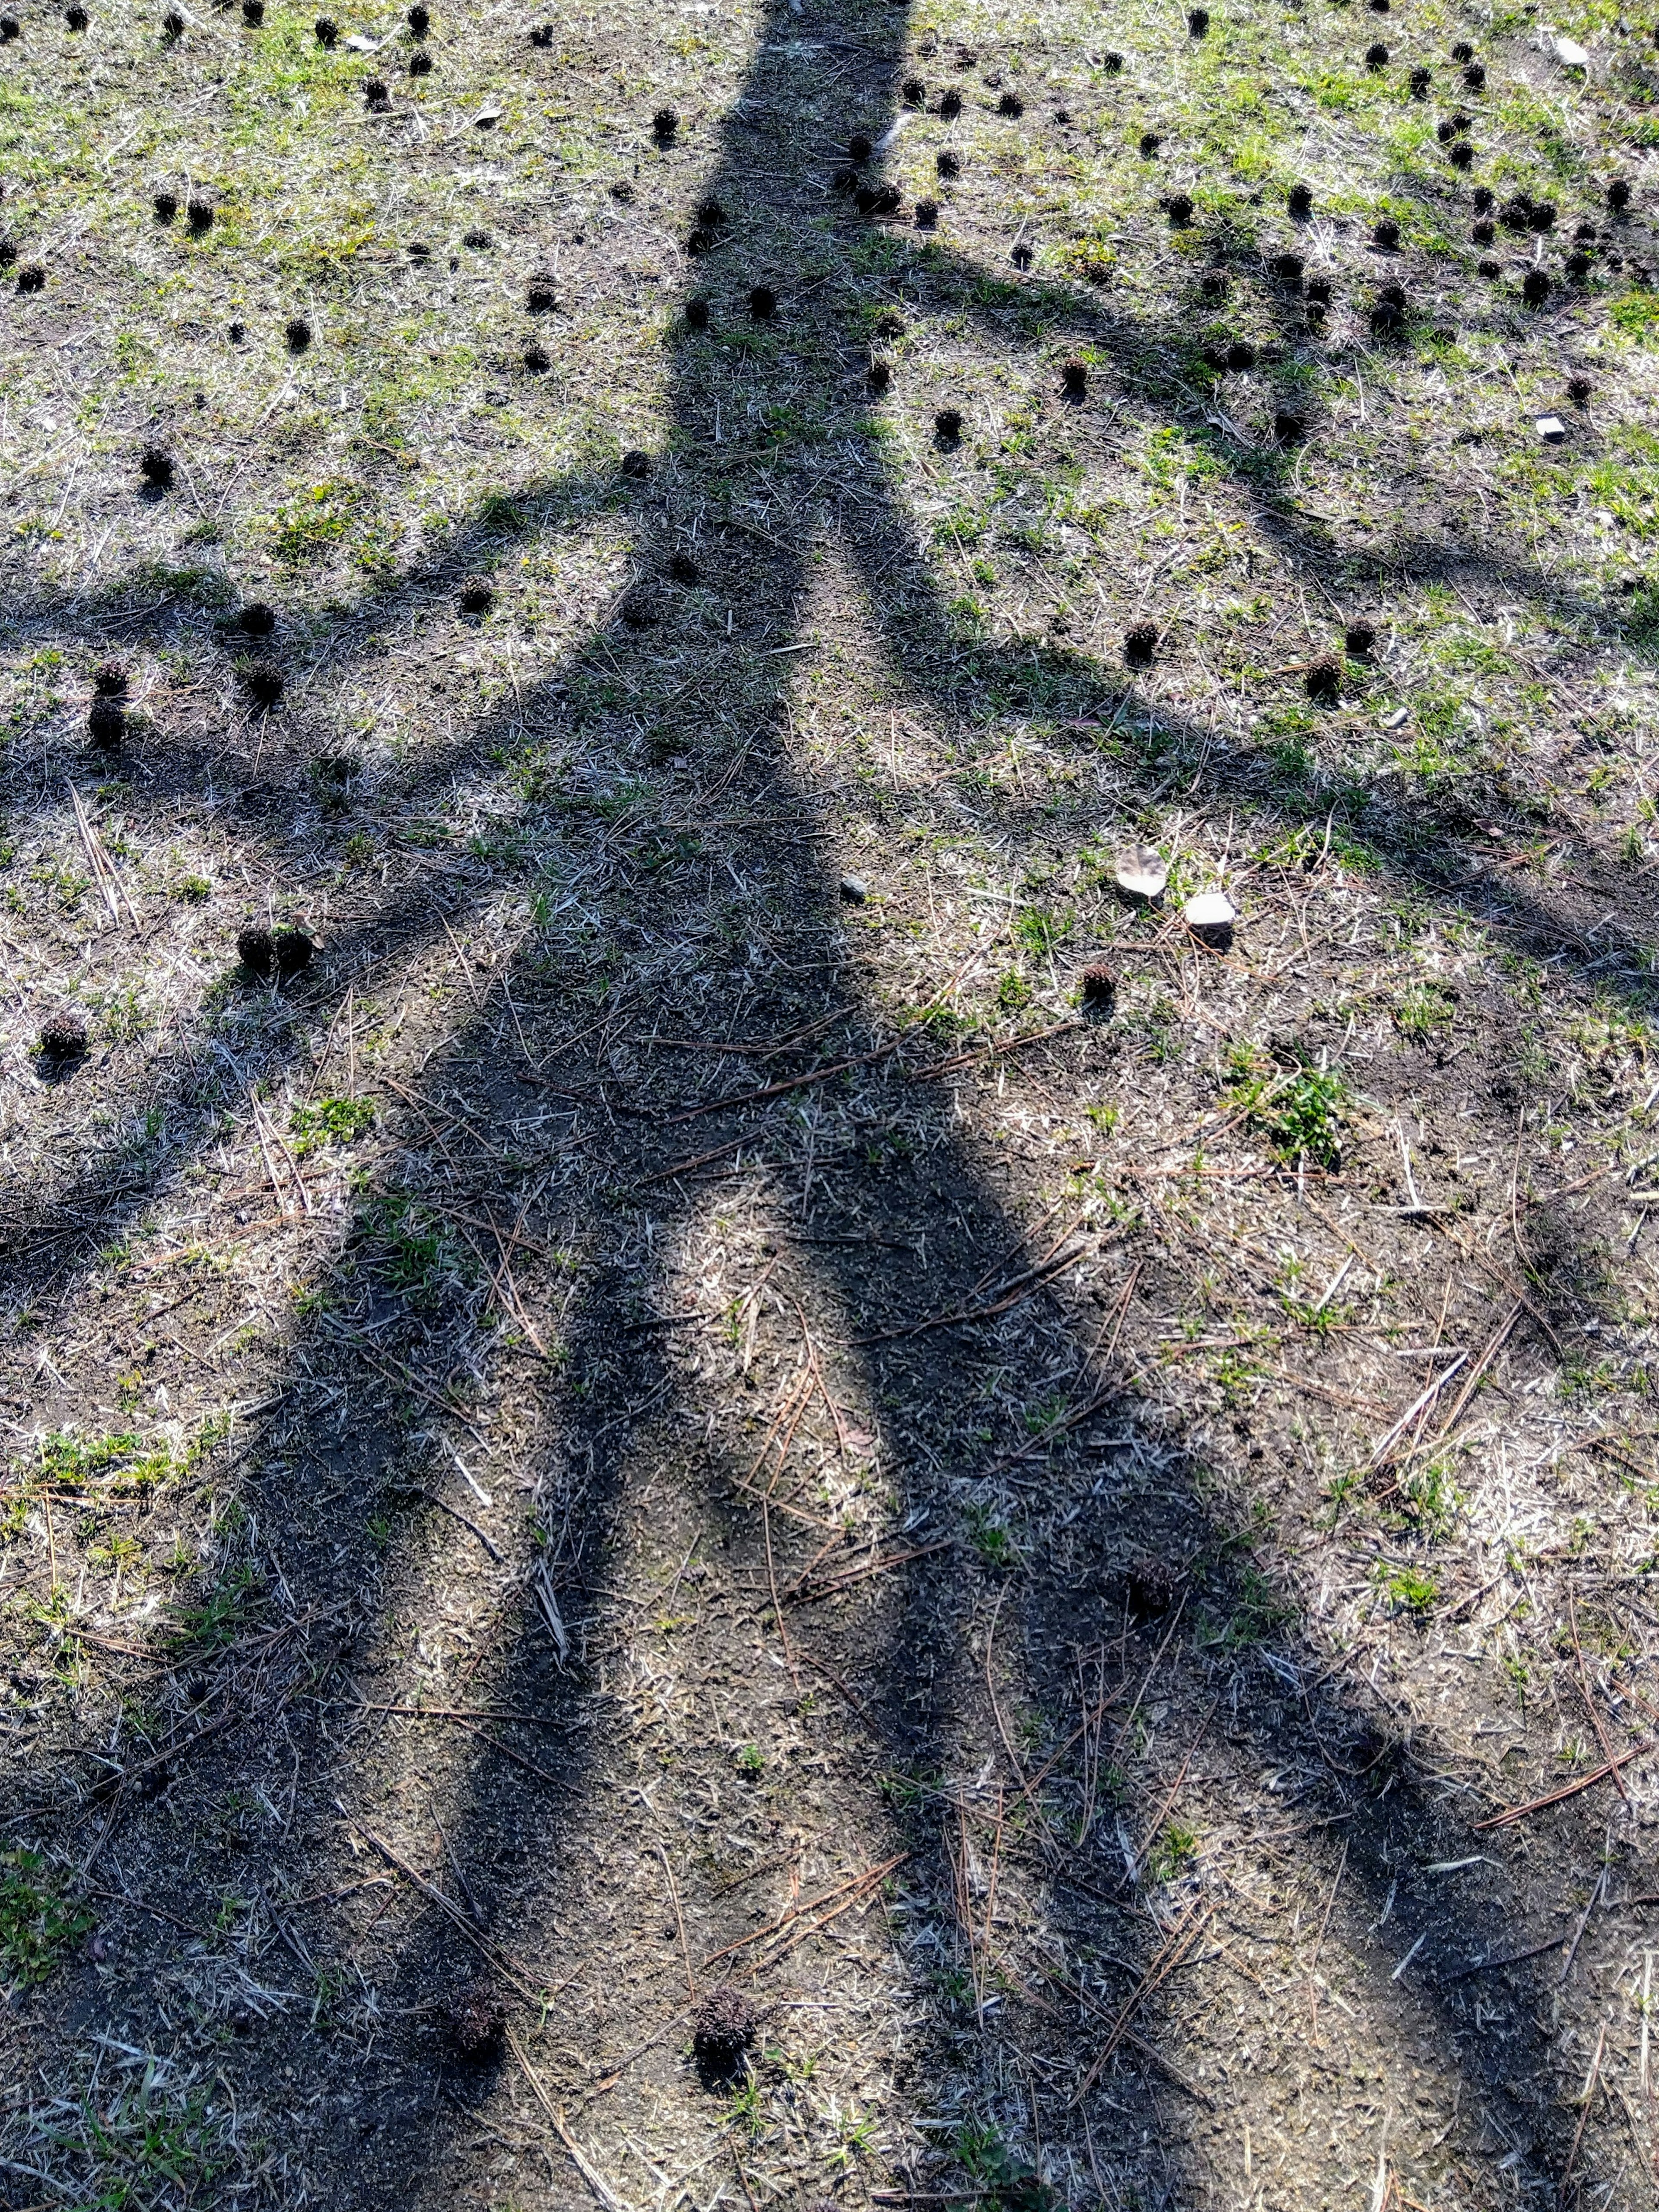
{"left": 1536, "top": 413, "right": 1567, "bottom": 443}
{"left": 1381, "top": 705, "right": 1410, "bottom": 730}
{"left": 1114, "top": 843, "right": 1168, "bottom": 901}
{"left": 1551, "top": 35, "right": 1590, "bottom": 67}
{"left": 1184, "top": 892, "right": 1237, "bottom": 934}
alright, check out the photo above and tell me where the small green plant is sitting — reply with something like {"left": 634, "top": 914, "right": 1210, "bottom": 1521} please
{"left": 736, "top": 1742, "right": 766, "bottom": 1775}
{"left": 964, "top": 1503, "right": 1015, "bottom": 1570}
{"left": 0, "top": 1849, "right": 92, "bottom": 1983}
{"left": 1376, "top": 1561, "right": 1439, "bottom": 1612}
{"left": 995, "top": 970, "right": 1033, "bottom": 1012}
{"left": 727, "top": 2075, "right": 764, "bottom": 2138}
{"left": 290, "top": 1095, "right": 375, "bottom": 1156}
{"left": 1144, "top": 1820, "right": 1199, "bottom": 1883}
{"left": 1393, "top": 981, "right": 1456, "bottom": 1042}
{"left": 1227, "top": 1047, "right": 1347, "bottom": 1167}
{"left": 174, "top": 873, "right": 212, "bottom": 902}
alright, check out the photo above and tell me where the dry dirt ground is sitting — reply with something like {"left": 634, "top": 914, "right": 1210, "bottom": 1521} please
{"left": 7, "top": 0, "right": 1659, "bottom": 2207}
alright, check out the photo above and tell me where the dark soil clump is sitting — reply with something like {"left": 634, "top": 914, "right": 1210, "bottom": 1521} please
{"left": 140, "top": 445, "right": 175, "bottom": 489}
{"left": 1123, "top": 620, "right": 1158, "bottom": 668}
{"left": 458, "top": 578, "right": 494, "bottom": 612}
{"left": 39, "top": 1008, "right": 87, "bottom": 1059}
{"left": 88, "top": 698, "right": 124, "bottom": 747}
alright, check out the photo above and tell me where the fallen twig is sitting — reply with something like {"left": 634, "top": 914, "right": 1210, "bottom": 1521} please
{"left": 1471, "top": 1742, "right": 1655, "bottom": 1830}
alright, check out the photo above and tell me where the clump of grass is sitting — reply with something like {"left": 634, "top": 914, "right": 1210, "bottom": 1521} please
{"left": 0, "top": 1850, "right": 92, "bottom": 1985}
{"left": 290, "top": 1095, "right": 374, "bottom": 1155}
{"left": 1227, "top": 1048, "right": 1347, "bottom": 1167}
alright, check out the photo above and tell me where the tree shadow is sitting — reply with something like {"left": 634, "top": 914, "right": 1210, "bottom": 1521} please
{"left": 0, "top": 4, "right": 1649, "bottom": 2209}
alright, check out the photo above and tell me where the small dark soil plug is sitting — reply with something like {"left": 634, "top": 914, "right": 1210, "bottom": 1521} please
{"left": 1274, "top": 250, "right": 1303, "bottom": 289}
{"left": 1187, "top": 5, "right": 1208, "bottom": 31}
{"left": 1567, "top": 373, "right": 1592, "bottom": 406}
{"left": 140, "top": 444, "right": 175, "bottom": 489}
{"left": 1408, "top": 65, "right": 1430, "bottom": 95}
{"left": 1305, "top": 655, "right": 1341, "bottom": 702}
{"left": 408, "top": 1, "right": 428, "bottom": 29}
{"left": 1123, "top": 620, "right": 1158, "bottom": 669}
{"left": 239, "top": 601, "right": 276, "bottom": 636}
{"left": 915, "top": 197, "right": 938, "bottom": 229}
{"left": 409, "top": 48, "right": 431, "bottom": 73}
{"left": 1344, "top": 619, "right": 1376, "bottom": 656}
{"left": 16, "top": 264, "right": 46, "bottom": 292}
{"left": 1370, "top": 280, "right": 1406, "bottom": 334}
{"left": 938, "top": 87, "right": 963, "bottom": 118}
{"left": 1521, "top": 268, "right": 1551, "bottom": 306}
{"left": 997, "top": 89, "right": 1023, "bottom": 116}
{"left": 933, "top": 406, "right": 963, "bottom": 443}
{"left": 1126, "top": 1554, "right": 1178, "bottom": 1621}
{"left": 1060, "top": 357, "right": 1087, "bottom": 398}
{"left": 153, "top": 188, "right": 178, "bottom": 222}
{"left": 458, "top": 578, "right": 494, "bottom": 614}
{"left": 39, "top": 1008, "right": 88, "bottom": 1060}
{"left": 693, "top": 1986, "right": 756, "bottom": 2076}
{"left": 1273, "top": 408, "right": 1305, "bottom": 444}
{"left": 1372, "top": 216, "right": 1399, "bottom": 248}
{"left": 286, "top": 315, "right": 311, "bottom": 351}
{"left": 524, "top": 343, "right": 550, "bottom": 372}
{"left": 88, "top": 697, "right": 125, "bottom": 747}
{"left": 937, "top": 149, "right": 961, "bottom": 178}
{"left": 315, "top": 14, "right": 337, "bottom": 41}
{"left": 242, "top": 0, "right": 263, "bottom": 23}
{"left": 1079, "top": 961, "right": 1116, "bottom": 1014}
{"left": 652, "top": 105, "right": 678, "bottom": 142}
{"left": 868, "top": 358, "right": 891, "bottom": 390}
{"left": 1287, "top": 180, "right": 1313, "bottom": 217}
{"left": 446, "top": 1979, "right": 505, "bottom": 2060}
{"left": 364, "top": 75, "right": 390, "bottom": 107}
{"left": 1, "top": 15, "right": 23, "bottom": 36}
{"left": 65, "top": 5, "right": 88, "bottom": 28}
{"left": 1608, "top": 178, "right": 1632, "bottom": 212}
{"left": 1365, "top": 41, "right": 1388, "bottom": 67}
{"left": 669, "top": 550, "right": 700, "bottom": 583}
{"left": 187, "top": 197, "right": 213, "bottom": 233}
{"left": 237, "top": 924, "right": 276, "bottom": 976}
{"left": 94, "top": 659, "right": 128, "bottom": 696}
{"left": 1163, "top": 191, "right": 1194, "bottom": 226}
{"left": 527, "top": 281, "right": 555, "bottom": 312}
{"left": 748, "top": 283, "right": 775, "bottom": 318}
{"left": 620, "top": 449, "right": 651, "bottom": 479}
{"left": 684, "top": 295, "right": 709, "bottom": 328}
{"left": 239, "top": 658, "right": 284, "bottom": 708}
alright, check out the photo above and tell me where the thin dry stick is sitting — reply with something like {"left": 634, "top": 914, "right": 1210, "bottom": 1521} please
{"left": 1134, "top": 1696, "right": 1220, "bottom": 1872}
{"left": 67, "top": 783, "right": 121, "bottom": 927}
{"left": 356, "top": 1825, "right": 540, "bottom": 1999}
{"left": 1070, "top": 1904, "right": 1211, "bottom": 2104}
{"left": 658, "top": 1844, "right": 696, "bottom": 2001}
{"left": 762, "top": 1500, "right": 799, "bottom": 1689}
{"left": 1569, "top": 1587, "right": 1630, "bottom": 1803}
{"left": 700, "top": 1853, "right": 908, "bottom": 1970}
{"left": 1560, "top": 2022, "right": 1608, "bottom": 2198}
{"left": 506, "top": 2025, "right": 632, "bottom": 2212}
{"left": 1473, "top": 1744, "right": 1654, "bottom": 1830}
{"left": 1427, "top": 1301, "right": 1522, "bottom": 1446}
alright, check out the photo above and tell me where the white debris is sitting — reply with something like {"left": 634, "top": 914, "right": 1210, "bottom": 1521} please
{"left": 1551, "top": 34, "right": 1590, "bottom": 67}
{"left": 1536, "top": 413, "right": 1567, "bottom": 442}
{"left": 1114, "top": 843, "right": 1168, "bottom": 901}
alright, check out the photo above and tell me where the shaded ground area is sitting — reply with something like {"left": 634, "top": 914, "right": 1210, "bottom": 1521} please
{"left": 3, "top": 1, "right": 1659, "bottom": 2209}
